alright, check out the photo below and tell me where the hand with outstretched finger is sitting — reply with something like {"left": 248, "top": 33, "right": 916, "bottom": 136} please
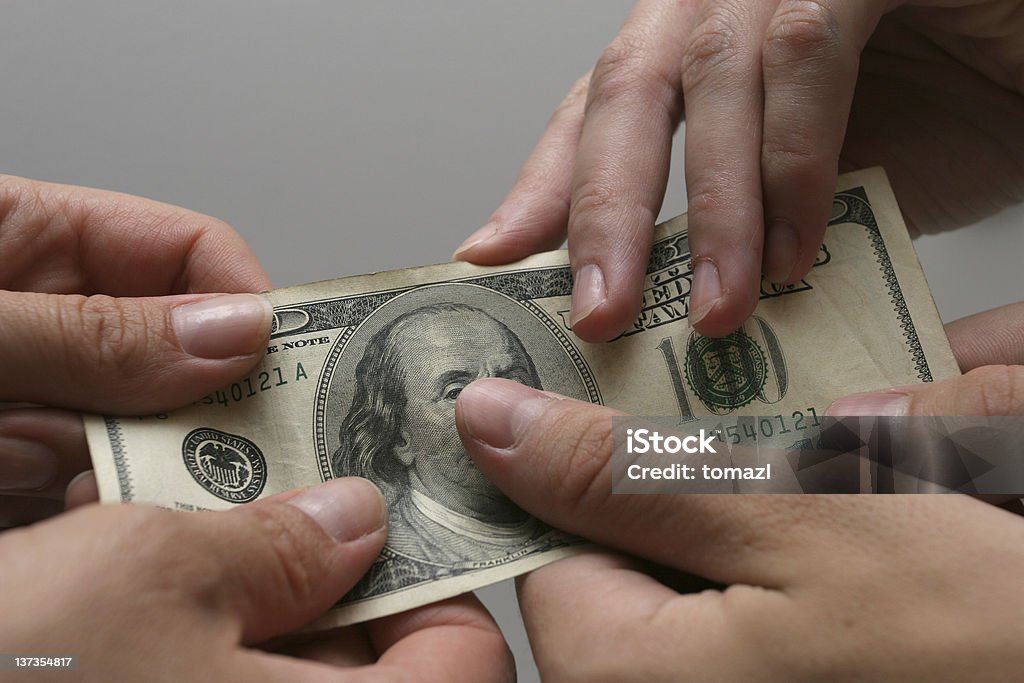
{"left": 455, "top": 1, "right": 1024, "bottom": 340}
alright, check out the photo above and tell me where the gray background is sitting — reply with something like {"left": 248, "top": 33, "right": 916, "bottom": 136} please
{"left": 2, "top": 2, "right": 1021, "bottom": 680}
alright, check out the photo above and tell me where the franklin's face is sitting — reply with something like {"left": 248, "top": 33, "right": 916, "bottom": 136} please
{"left": 394, "top": 309, "right": 536, "bottom": 518}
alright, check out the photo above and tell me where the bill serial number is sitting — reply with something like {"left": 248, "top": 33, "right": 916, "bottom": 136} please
{"left": 712, "top": 409, "right": 821, "bottom": 445}
{"left": 198, "top": 363, "right": 309, "bottom": 407}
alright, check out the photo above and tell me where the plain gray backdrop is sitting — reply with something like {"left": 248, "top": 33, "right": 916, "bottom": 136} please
{"left": 3, "top": 2, "right": 1022, "bottom": 681}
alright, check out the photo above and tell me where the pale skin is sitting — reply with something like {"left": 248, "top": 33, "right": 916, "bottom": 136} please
{"left": 0, "top": 175, "right": 512, "bottom": 682}
{"left": 455, "top": 0, "right": 1024, "bottom": 340}
{"left": 453, "top": 11, "right": 1024, "bottom": 672}
{"left": 5, "top": 2, "right": 1023, "bottom": 671}
{"left": 0, "top": 478, "right": 512, "bottom": 683}
{"left": 456, "top": 299, "right": 1024, "bottom": 681}
{"left": 0, "top": 173, "right": 273, "bottom": 526}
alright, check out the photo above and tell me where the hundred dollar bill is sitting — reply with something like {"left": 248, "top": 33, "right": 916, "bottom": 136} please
{"left": 85, "top": 167, "right": 959, "bottom": 628}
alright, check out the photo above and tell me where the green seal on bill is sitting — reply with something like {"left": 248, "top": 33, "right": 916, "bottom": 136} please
{"left": 685, "top": 329, "right": 768, "bottom": 413}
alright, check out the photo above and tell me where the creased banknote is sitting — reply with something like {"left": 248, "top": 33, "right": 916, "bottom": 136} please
{"left": 85, "top": 167, "right": 960, "bottom": 628}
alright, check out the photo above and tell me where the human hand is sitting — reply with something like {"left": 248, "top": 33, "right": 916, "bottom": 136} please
{"left": 454, "top": 1, "right": 1024, "bottom": 340}
{"left": 0, "top": 477, "right": 512, "bottom": 682}
{"left": 0, "top": 175, "right": 274, "bottom": 525}
{"left": 455, "top": 376, "right": 1024, "bottom": 681}
{"left": 828, "top": 300, "right": 1024, "bottom": 416}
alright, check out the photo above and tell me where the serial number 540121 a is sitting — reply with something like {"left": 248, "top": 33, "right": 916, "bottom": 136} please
{"left": 197, "top": 363, "right": 309, "bottom": 408}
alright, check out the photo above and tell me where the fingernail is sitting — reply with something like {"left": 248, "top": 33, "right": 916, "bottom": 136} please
{"left": 172, "top": 294, "right": 273, "bottom": 359}
{"left": 570, "top": 264, "right": 606, "bottom": 327}
{"left": 288, "top": 477, "right": 387, "bottom": 543}
{"left": 826, "top": 392, "right": 911, "bottom": 417}
{"left": 453, "top": 221, "right": 500, "bottom": 259}
{"left": 0, "top": 438, "right": 58, "bottom": 491}
{"left": 689, "top": 259, "right": 722, "bottom": 327}
{"left": 763, "top": 219, "right": 800, "bottom": 284}
{"left": 459, "top": 379, "right": 556, "bottom": 450}
{"left": 65, "top": 470, "right": 98, "bottom": 510}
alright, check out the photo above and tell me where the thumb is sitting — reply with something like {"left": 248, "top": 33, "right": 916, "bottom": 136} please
{"left": 0, "top": 291, "right": 272, "bottom": 413}
{"left": 193, "top": 477, "right": 388, "bottom": 642}
{"left": 10, "top": 477, "right": 388, "bottom": 645}
{"left": 827, "top": 365, "right": 1024, "bottom": 416}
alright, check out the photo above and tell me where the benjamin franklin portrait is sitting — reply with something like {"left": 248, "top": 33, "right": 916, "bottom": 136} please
{"left": 317, "top": 282, "right": 596, "bottom": 600}
{"left": 332, "top": 302, "right": 548, "bottom": 566}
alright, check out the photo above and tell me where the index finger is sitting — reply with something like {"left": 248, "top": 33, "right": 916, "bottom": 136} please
{"left": 0, "top": 174, "right": 271, "bottom": 295}
{"left": 678, "top": 1, "right": 779, "bottom": 337}
{"left": 563, "top": 0, "right": 691, "bottom": 342}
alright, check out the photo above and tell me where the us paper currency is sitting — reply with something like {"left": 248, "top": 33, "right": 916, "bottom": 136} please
{"left": 85, "top": 167, "right": 960, "bottom": 628}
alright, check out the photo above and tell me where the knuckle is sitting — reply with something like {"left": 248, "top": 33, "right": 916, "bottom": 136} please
{"left": 187, "top": 214, "right": 237, "bottom": 247}
{"left": 764, "top": 0, "right": 841, "bottom": 68}
{"left": 145, "top": 204, "right": 228, "bottom": 240}
{"left": 685, "top": 178, "right": 731, "bottom": 217}
{"left": 571, "top": 178, "right": 620, "bottom": 226}
{"left": 681, "top": 5, "right": 748, "bottom": 92}
{"left": 591, "top": 35, "right": 647, "bottom": 104}
{"left": 144, "top": 211, "right": 248, "bottom": 292}
{"left": 686, "top": 177, "right": 764, "bottom": 247}
{"left": 246, "top": 506, "right": 323, "bottom": 607}
{"left": 590, "top": 34, "right": 680, "bottom": 119}
{"left": 68, "top": 294, "right": 155, "bottom": 373}
{"left": 761, "top": 136, "right": 823, "bottom": 176}
{"left": 568, "top": 175, "right": 652, "bottom": 263}
{"left": 545, "top": 407, "right": 615, "bottom": 514}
